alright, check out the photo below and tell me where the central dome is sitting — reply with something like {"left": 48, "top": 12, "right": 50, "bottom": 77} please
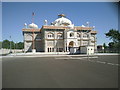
{"left": 52, "top": 14, "right": 72, "bottom": 26}
{"left": 29, "top": 23, "right": 38, "bottom": 29}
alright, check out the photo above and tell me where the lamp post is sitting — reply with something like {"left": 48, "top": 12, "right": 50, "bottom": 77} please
{"left": 57, "top": 34, "right": 59, "bottom": 55}
{"left": 14, "top": 42, "right": 15, "bottom": 54}
{"left": 16, "top": 42, "right": 17, "bottom": 55}
{"left": 93, "top": 26, "right": 95, "bottom": 30}
{"left": 87, "top": 45, "right": 90, "bottom": 60}
{"left": 86, "top": 22, "right": 90, "bottom": 27}
{"left": 10, "top": 36, "right": 12, "bottom": 53}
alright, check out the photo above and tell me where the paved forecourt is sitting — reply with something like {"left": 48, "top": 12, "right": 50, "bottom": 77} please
{"left": 2, "top": 55, "right": 119, "bottom": 88}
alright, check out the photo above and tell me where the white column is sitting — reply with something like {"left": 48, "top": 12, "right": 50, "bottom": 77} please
{"left": 64, "top": 30, "right": 66, "bottom": 52}
{"left": 88, "top": 33, "right": 91, "bottom": 46}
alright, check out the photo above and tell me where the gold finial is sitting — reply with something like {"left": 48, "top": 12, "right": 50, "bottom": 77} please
{"left": 58, "top": 14, "right": 66, "bottom": 17}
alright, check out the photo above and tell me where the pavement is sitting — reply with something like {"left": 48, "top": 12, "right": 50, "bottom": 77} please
{"left": 2, "top": 55, "right": 119, "bottom": 88}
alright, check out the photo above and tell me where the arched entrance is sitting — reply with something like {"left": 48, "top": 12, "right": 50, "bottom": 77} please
{"left": 69, "top": 41, "right": 74, "bottom": 47}
{"left": 68, "top": 41, "right": 74, "bottom": 51}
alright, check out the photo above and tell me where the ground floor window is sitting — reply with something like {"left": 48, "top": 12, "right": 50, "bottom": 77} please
{"left": 48, "top": 48, "right": 49, "bottom": 52}
{"left": 48, "top": 47, "right": 63, "bottom": 52}
{"left": 57, "top": 48, "right": 63, "bottom": 52}
{"left": 52, "top": 48, "right": 54, "bottom": 52}
{"left": 48, "top": 47, "right": 54, "bottom": 52}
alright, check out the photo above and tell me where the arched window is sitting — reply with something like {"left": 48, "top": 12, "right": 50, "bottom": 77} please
{"left": 70, "top": 32, "right": 74, "bottom": 37}
{"left": 47, "top": 33, "right": 54, "bottom": 38}
{"left": 52, "top": 48, "right": 54, "bottom": 52}
{"left": 91, "top": 36, "right": 94, "bottom": 41}
{"left": 57, "top": 33, "right": 63, "bottom": 39}
{"left": 50, "top": 48, "right": 52, "bottom": 52}
{"left": 77, "top": 33, "right": 81, "bottom": 38}
{"left": 83, "top": 33, "right": 88, "bottom": 38}
{"left": 48, "top": 48, "right": 49, "bottom": 52}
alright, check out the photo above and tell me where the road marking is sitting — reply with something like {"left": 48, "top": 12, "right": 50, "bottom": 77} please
{"left": 55, "top": 56, "right": 98, "bottom": 60}
{"left": 96, "top": 61, "right": 106, "bottom": 64}
{"left": 96, "top": 61, "right": 119, "bottom": 66}
{"left": 107, "top": 63, "right": 116, "bottom": 66}
{"left": 55, "top": 57, "right": 119, "bottom": 66}
{"left": 114, "top": 64, "right": 119, "bottom": 66}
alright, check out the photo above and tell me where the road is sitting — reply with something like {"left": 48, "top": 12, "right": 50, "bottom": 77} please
{"left": 2, "top": 55, "right": 119, "bottom": 88}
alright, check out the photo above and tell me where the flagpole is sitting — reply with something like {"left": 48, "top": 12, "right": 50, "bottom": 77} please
{"left": 32, "top": 12, "right": 34, "bottom": 51}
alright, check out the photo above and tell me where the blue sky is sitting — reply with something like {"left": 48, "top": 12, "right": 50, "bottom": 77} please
{"left": 2, "top": 2, "right": 118, "bottom": 45}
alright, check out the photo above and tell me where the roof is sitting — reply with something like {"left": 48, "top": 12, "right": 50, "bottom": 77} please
{"left": 74, "top": 26, "right": 93, "bottom": 30}
{"left": 22, "top": 28, "right": 41, "bottom": 32}
{"left": 90, "top": 30, "right": 97, "bottom": 34}
{"left": 41, "top": 25, "right": 69, "bottom": 30}
{"left": 42, "top": 25, "right": 94, "bottom": 30}
{"left": 22, "top": 26, "right": 97, "bottom": 34}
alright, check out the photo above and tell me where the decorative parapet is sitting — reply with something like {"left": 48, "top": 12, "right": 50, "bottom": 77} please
{"left": 22, "top": 28, "right": 41, "bottom": 32}
{"left": 90, "top": 30, "right": 97, "bottom": 34}
{"left": 42, "top": 25, "right": 94, "bottom": 30}
{"left": 41, "top": 25, "right": 69, "bottom": 30}
{"left": 74, "top": 26, "right": 93, "bottom": 30}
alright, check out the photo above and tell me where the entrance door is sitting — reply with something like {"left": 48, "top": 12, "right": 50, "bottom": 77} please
{"left": 69, "top": 41, "right": 74, "bottom": 47}
{"left": 68, "top": 41, "right": 74, "bottom": 51}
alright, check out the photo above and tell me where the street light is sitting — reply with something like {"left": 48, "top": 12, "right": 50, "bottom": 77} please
{"left": 86, "top": 22, "right": 90, "bottom": 27}
{"left": 93, "top": 26, "right": 95, "bottom": 30}
{"left": 9, "top": 36, "right": 12, "bottom": 53}
{"left": 16, "top": 42, "right": 18, "bottom": 55}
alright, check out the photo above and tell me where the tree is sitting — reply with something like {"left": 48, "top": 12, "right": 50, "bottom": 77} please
{"left": 0, "top": 41, "right": 2, "bottom": 49}
{"left": 2, "top": 39, "right": 10, "bottom": 49}
{"left": 108, "top": 42, "right": 114, "bottom": 49}
{"left": 105, "top": 29, "right": 120, "bottom": 53}
{"left": 105, "top": 29, "right": 120, "bottom": 43}
{"left": 2, "top": 39, "right": 24, "bottom": 49}
{"left": 17, "top": 42, "right": 24, "bottom": 49}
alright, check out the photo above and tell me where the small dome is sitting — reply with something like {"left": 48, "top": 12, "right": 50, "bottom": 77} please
{"left": 29, "top": 23, "right": 38, "bottom": 29}
{"left": 52, "top": 14, "right": 72, "bottom": 26}
{"left": 81, "top": 25, "right": 85, "bottom": 27}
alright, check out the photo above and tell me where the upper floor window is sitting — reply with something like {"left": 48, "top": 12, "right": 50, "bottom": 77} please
{"left": 70, "top": 32, "right": 74, "bottom": 37}
{"left": 83, "top": 41, "right": 88, "bottom": 45}
{"left": 83, "top": 33, "right": 88, "bottom": 38}
{"left": 77, "top": 33, "right": 81, "bottom": 38}
{"left": 47, "top": 33, "right": 54, "bottom": 38}
{"left": 57, "top": 33, "right": 63, "bottom": 39}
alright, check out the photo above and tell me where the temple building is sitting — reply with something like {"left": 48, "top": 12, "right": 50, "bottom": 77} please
{"left": 22, "top": 14, "right": 97, "bottom": 54}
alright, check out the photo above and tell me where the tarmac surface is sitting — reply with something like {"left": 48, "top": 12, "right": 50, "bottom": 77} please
{"left": 2, "top": 55, "right": 119, "bottom": 88}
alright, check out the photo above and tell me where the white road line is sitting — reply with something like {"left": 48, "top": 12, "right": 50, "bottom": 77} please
{"left": 58, "top": 57, "right": 120, "bottom": 66}
{"left": 107, "top": 63, "right": 116, "bottom": 66}
{"left": 114, "top": 64, "right": 119, "bottom": 66}
{"left": 96, "top": 61, "right": 106, "bottom": 64}
{"left": 95, "top": 61, "right": 119, "bottom": 66}
{"left": 55, "top": 56, "right": 98, "bottom": 60}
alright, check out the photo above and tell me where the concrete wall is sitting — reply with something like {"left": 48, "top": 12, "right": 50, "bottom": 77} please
{"left": 80, "top": 46, "right": 94, "bottom": 54}
{"left": 0, "top": 49, "right": 23, "bottom": 55}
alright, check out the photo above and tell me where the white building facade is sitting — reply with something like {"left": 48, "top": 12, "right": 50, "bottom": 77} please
{"left": 22, "top": 14, "right": 97, "bottom": 54}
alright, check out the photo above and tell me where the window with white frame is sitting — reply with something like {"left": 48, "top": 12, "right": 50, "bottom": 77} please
{"left": 82, "top": 41, "right": 88, "bottom": 45}
{"left": 47, "top": 33, "right": 54, "bottom": 38}
{"left": 57, "top": 33, "right": 63, "bottom": 39}
{"left": 77, "top": 33, "right": 81, "bottom": 38}
{"left": 48, "top": 47, "right": 54, "bottom": 52}
{"left": 70, "top": 32, "right": 74, "bottom": 37}
{"left": 83, "top": 33, "right": 88, "bottom": 38}
{"left": 91, "top": 36, "right": 94, "bottom": 41}
{"left": 57, "top": 48, "right": 63, "bottom": 52}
